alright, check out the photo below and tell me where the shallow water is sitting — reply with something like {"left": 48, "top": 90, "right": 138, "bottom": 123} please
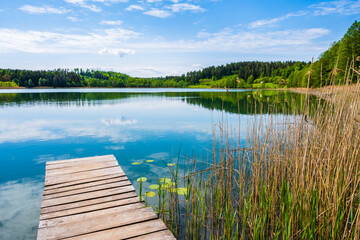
{"left": 0, "top": 88, "right": 303, "bottom": 239}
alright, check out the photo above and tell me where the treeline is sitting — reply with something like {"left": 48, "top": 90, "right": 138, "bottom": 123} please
{"left": 1, "top": 20, "right": 358, "bottom": 89}
{"left": 301, "top": 20, "right": 360, "bottom": 87}
{"left": 0, "top": 68, "right": 187, "bottom": 88}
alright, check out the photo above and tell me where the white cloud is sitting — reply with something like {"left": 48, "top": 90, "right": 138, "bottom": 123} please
{"left": 19, "top": 5, "right": 70, "bottom": 14}
{"left": 309, "top": 0, "right": 360, "bottom": 15}
{"left": 125, "top": 5, "right": 145, "bottom": 11}
{"left": 101, "top": 117, "right": 137, "bottom": 125}
{"left": 0, "top": 28, "right": 140, "bottom": 54}
{"left": 125, "top": 27, "right": 329, "bottom": 55}
{"left": 67, "top": 16, "right": 80, "bottom": 22}
{"left": 143, "top": 8, "right": 172, "bottom": 18}
{"left": 167, "top": 3, "right": 205, "bottom": 13}
{"left": 192, "top": 27, "right": 330, "bottom": 52}
{"left": 93, "top": 0, "right": 128, "bottom": 3}
{"left": 249, "top": 11, "right": 306, "bottom": 28}
{"left": 0, "top": 180, "right": 43, "bottom": 240}
{"left": 147, "top": 0, "right": 162, "bottom": 3}
{"left": 100, "top": 20, "right": 123, "bottom": 25}
{"left": 249, "top": 0, "right": 360, "bottom": 29}
{"left": 64, "top": 0, "right": 102, "bottom": 12}
{"left": 197, "top": 30, "right": 211, "bottom": 38}
{"left": 98, "top": 47, "right": 135, "bottom": 57}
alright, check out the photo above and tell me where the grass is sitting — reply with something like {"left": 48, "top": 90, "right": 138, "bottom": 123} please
{"left": 138, "top": 64, "right": 360, "bottom": 239}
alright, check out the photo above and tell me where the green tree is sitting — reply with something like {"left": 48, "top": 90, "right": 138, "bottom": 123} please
{"left": 247, "top": 75, "right": 254, "bottom": 85}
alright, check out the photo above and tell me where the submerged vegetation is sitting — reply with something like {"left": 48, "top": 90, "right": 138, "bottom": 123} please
{"left": 132, "top": 64, "right": 360, "bottom": 239}
{"left": 0, "top": 21, "right": 359, "bottom": 89}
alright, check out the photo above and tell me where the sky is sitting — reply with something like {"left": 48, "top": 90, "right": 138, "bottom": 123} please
{"left": 0, "top": 0, "right": 359, "bottom": 77}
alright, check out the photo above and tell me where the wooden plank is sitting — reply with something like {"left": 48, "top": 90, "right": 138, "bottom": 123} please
{"left": 43, "top": 176, "right": 128, "bottom": 195}
{"left": 66, "top": 219, "right": 169, "bottom": 240}
{"left": 46, "top": 157, "right": 117, "bottom": 168}
{"left": 41, "top": 185, "right": 135, "bottom": 208}
{"left": 46, "top": 155, "right": 115, "bottom": 165}
{"left": 45, "top": 163, "right": 120, "bottom": 178}
{"left": 41, "top": 191, "right": 138, "bottom": 214}
{"left": 46, "top": 157, "right": 116, "bottom": 168}
{"left": 43, "top": 181, "right": 132, "bottom": 200}
{"left": 128, "top": 230, "right": 176, "bottom": 240}
{"left": 39, "top": 203, "right": 146, "bottom": 229}
{"left": 38, "top": 155, "right": 175, "bottom": 240}
{"left": 44, "top": 166, "right": 124, "bottom": 186}
{"left": 44, "top": 173, "right": 126, "bottom": 191}
{"left": 37, "top": 207, "right": 158, "bottom": 239}
{"left": 40, "top": 196, "right": 140, "bottom": 220}
{"left": 45, "top": 160, "right": 118, "bottom": 173}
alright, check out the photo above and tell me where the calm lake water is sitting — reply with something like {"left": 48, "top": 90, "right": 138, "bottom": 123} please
{"left": 0, "top": 88, "right": 304, "bottom": 239}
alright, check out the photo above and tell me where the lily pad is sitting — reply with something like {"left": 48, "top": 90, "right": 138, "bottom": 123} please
{"left": 159, "top": 178, "right": 172, "bottom": 183}
{"left": 132, "top": 162, "right": 141, "bottom": 165}
{"left": 163, "top": 182, "right": 176, "bottom": 189}
{"left": 145, "top": 160, "right": 154, "bottom": 163}
{"left": 149, "top": 184, "right": 160, "bottom": 190}
{"left": 167, "top": 163, "right": 176, "bottom": 167}
{"left": 137, "top": 177, "right": 147, "bottom": 182}
{"left": 176, "top": 187, "right": 188, "bottom": 195}
{"left": 145, "top": 191, "right": 156, "bottom": 197}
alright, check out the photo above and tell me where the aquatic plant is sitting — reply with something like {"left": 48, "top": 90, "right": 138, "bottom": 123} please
{"left": 147, "top": 63, "right": 360, "bottom": 239}
{"left": 136, "top": 177, "right": 147, "bottom": 202}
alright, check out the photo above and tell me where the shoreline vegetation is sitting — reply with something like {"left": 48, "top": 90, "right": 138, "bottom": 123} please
{"left": 140, "top": 64, "right": 360, "bottom": 239}
{"left": 0, "top": 21, "right": 359, "bottom": 90}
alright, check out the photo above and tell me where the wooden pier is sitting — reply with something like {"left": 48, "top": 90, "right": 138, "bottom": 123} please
{"left": 37, "top": 155, "right": 175, "bottom": 240}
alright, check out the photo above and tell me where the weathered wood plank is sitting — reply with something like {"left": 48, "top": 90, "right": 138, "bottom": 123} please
{"left": 45, "top": 157, "right": 117, "bottom": 171}
{"left": 37, "top": 207, "right": 158, "bottom": 239}
{"left": 45, "top": 155, "right": 115, "bottom": 165}
{"left": 43, "top": 173, "right": 126, "bottom": 190}
{"left": 128, "top": 230, "right": 176, "bottom": 240}
{"left": 66, "top": 219, "right": 169, "bottom": 240}
{"left": 41, "top": 185, "right": 135, "bottom": 208}
{"left": 40, "top": 196, "right": 140, "bottom": 220}
{"left": 45, "top": 166, "right": 124, "bottom": 186}
{"left": 43, "top": 176, "right": 128, "bottom": 195}
{"left": 41, "top": 191, "right": 138, "bottom": 214}
{"left": 45, "top": 160, "right": 118, "bottom": 174}
{"left": 43, "top": 181, "right": 132, "bottom": 200}
{"left": 38, "top": 155, "right": 175, "bottom": 240}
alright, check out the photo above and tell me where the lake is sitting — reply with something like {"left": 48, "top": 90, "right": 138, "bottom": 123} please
{"left": 0, "top": 88, "right": 304, "bottom": 239}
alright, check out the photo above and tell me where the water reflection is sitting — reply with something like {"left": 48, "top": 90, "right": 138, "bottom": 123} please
{"left": 0, "top": 89, "right": 309, "bottom": 239}
{"left": 0, "top": 179, "right": 43, "bottom": 240}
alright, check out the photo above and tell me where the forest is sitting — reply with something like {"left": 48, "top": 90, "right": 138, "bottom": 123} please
{"left": 0, "top": 20, "right": 359, "bottom": 89}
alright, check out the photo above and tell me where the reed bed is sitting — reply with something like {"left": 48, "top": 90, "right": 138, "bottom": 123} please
{"left": 148, "top": 66, "right": 360, "bottom": 239}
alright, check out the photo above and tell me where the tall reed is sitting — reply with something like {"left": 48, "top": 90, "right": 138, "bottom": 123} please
{"left": 153, "top": 65, "right": 360, "bottom": 239}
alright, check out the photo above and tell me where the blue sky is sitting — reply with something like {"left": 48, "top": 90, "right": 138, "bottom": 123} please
{"left": 0, "top": 0, "right": 359, "bottom": 77}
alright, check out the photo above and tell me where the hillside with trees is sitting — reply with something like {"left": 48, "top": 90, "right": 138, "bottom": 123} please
{"left": 0, "top": 20, "right": 358, "bottom": 89}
